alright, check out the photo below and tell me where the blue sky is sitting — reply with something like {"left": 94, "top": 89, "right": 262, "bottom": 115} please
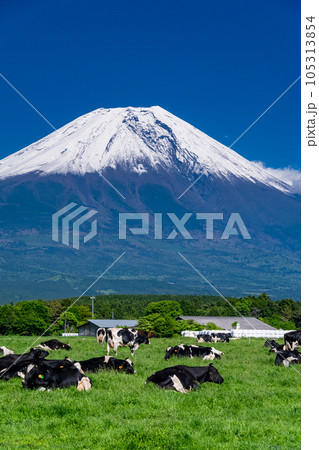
{"left": 0, "top": 0, "right": 300, "bottom": 171}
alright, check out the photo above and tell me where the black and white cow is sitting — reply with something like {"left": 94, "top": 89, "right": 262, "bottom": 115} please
{"left": 213, "top": 333, "right": 231, "bottom": 343}
{"left": 146, "top": 363, "right": 224, "bottom": 393}
{"left": 164, "top": 344, "right": 223, "bottom": 361}
{"left": 284, "top": 331, "right": 301, "bottom": 351}
{"left": 23, "top": 363, "right": 92, "bottom": 391}
{"left": 197, "top": 333, "right": 231, "bottom": 343}
{"left": 36, "top": 339, "right": 72, "bottom": 351}
{"left": 190, "top": 344, "right": 224, "bottom": 360}
{"left": 0, "top": 348, "right": 49, "bottom": 380}
{"left": 165, "top": 345, "right": 192, "bottom": 360}
{"left": 274, "top": 350, "right": 301, "bottom": 367}
{"left": 265, "top": 341, "right": 286, "bottom": 353}
{"left": 96, "top": 328, "right": 107, "bottom": 344}
{"left": 74, "top": 356, "right": 135, "bottom": 374}
{"left": 264, "top": 339, "right": 278, "bottom": 348}
{"left": 0, "top": 346, "right": 14, "bottom": 356}
{"left": 106, "top": 328, "right": 150, "bottom": 356}
{"left": 25, "top": 357, "right": 74, "bottom": 372}
{"left": 197, "top": 334, "right": 213, "bottom": 343}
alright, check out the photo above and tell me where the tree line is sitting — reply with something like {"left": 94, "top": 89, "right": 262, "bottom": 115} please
{"left": 0, "top": 293, "right": 300, "bottom": 336}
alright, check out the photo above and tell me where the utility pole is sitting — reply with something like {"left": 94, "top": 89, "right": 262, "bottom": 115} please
{"left": 91, "top": 296, "right": 95, "bottom": 318}
{"left": 112, "top": 310, "right": 114, "bottom": 319}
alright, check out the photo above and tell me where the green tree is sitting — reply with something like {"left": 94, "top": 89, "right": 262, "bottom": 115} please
{"left": 144, "top": 301, "right": 182, "bottom": 318}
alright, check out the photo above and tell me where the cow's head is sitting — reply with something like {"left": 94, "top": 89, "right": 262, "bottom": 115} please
{"left": 164, "top": 346, "right": 173, "bottom": 360}
{"left": 206, "top": 363, "right": 224, "bottom": 384}
{"left": 30, "top": 348, "right": 49, "bottom": 360}
{"left": 136, "top": 334, "right": 150, "bottom": 345}
{"left": 264, "top": 340, "right": 273, "bottom": 348}
{"left": 23, "top": 364, "right": 49, "bottom": 389}
{"left": 62, "top": 343, "right": 72, "bottom": 351}
{"left": 289, "top": 350, "right": 301, "bottom": 364}
{"left": 123, "top": 358, "right": 136, "bottom": 374}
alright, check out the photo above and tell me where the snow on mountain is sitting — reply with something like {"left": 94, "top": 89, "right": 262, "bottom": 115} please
{"left": 0, "top": 106, "right": 291, "bottom": 193}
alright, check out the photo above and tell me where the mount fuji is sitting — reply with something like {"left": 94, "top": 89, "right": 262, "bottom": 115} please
{"left": 0, "top": 107, "right": 300, "bottom": 302}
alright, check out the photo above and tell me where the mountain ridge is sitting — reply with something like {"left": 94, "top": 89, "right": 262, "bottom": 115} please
{"left": 0, "top": 106, "right": 292, "bottom": 195}
{"left": 0, "top": 106, "right": 300, "bottom": 301}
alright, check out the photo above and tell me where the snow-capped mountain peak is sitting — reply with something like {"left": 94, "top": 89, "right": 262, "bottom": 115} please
{"left": 0, "top": 106, "right": 291, "bottom": 193}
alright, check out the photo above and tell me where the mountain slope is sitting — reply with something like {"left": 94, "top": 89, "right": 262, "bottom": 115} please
{"left": 0, "top": 107, "right": 300, "bottom": 302}
{"left": 0, "top": 107, "right": 292, "bottom": 194}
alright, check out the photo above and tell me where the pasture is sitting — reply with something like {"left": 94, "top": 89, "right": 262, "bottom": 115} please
{"left": 0, "top": 336, "right": 301, "bottom": 449}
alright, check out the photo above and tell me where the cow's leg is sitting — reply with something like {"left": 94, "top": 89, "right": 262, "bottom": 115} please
{"left": 131, "top": 343, "right": 139, "bottom": 355}
{"left": 106, "top": 341, "right": 110, "bottom": 356}
{"left": 282, "top": 359, "right": 290, "bottom": 367}
{"left": 113, "top": 344, "right": 118, "bottom": 355}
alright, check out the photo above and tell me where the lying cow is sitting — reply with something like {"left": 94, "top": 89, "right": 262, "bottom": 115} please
{"left": 197, "top": 333, "right": 231, "bottom": 343}
{"left": 25, "top": 357, "right": 74, "bottom": 372}
{"left": 106, "top": 328, "right": 150, "bottom": 356}
{"left": 0, "top": 348, "right": 49, "bottom": 381}
{"left": 274, "top": 350, "right": 301, "bottom": 367}
{"left": 284, "top": 330, "right": 301, "bottom": 351}
{"left": 36, "top": 339, "right": 72, "bottom": 351}
{"left": 197, "top": 334, "right": 213, "bottom": 343}
{"left": 96, "top": 328, "right": 107, "bottom": 344}
{"left": 165, "top": 345, "right": 192, "bottom": 359}
{"left": 264, "top": 340, "right": 278, "bottom": 348}
{"left": 146, "top": 363, "right": 224, "bottom": 393}
{"left": 265, "top": 341, "right": 286, "bottom": 353}
{"left": 213, "top": 333, "right": 231, "bottom": 343}
{"left": 0, "top": 346, "right": 14, "bottom": 356}
{"left": 164, "top": 344, "right": 223, "bottom": 361}
{"left": 270, "top": 345, "right": 286, "bottom": 354}
{"left": 23, "top": 363, "right": 92, "bottom": 391}
{"left": 190, "top": 345, "right": 224, "bottom": 359}
{"left": 74, "top": 356, "right": 135, "bottom": 374}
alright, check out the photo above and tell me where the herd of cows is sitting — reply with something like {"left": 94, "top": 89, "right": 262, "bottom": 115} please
{"left": 264, "top": 330, "right": 301, "bottom": 367}
{"left": 0, "top": 328, "right": 301, "bottom": 394}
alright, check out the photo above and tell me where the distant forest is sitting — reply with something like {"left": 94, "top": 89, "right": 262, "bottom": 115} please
{"left": 0, "top": 293, "right": 300, "bottom": 336}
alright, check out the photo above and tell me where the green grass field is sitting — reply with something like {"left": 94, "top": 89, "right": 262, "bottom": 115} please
{"left": 0, "top": 336, "right": 300, "bottom": 449}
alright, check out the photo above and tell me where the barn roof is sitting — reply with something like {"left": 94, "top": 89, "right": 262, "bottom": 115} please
{"left": 177, "top": 316, "right": 276, "bottom": 331}
{"left": 78, "top": 319, "right": 139, "bottom": 328}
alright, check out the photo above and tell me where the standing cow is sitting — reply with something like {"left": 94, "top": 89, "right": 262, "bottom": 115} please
{"left": 106, "top": 328, "right": 149, "bottom": 356}
{"left": 284, "top": 331, "right": 301, "bottom": 351}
